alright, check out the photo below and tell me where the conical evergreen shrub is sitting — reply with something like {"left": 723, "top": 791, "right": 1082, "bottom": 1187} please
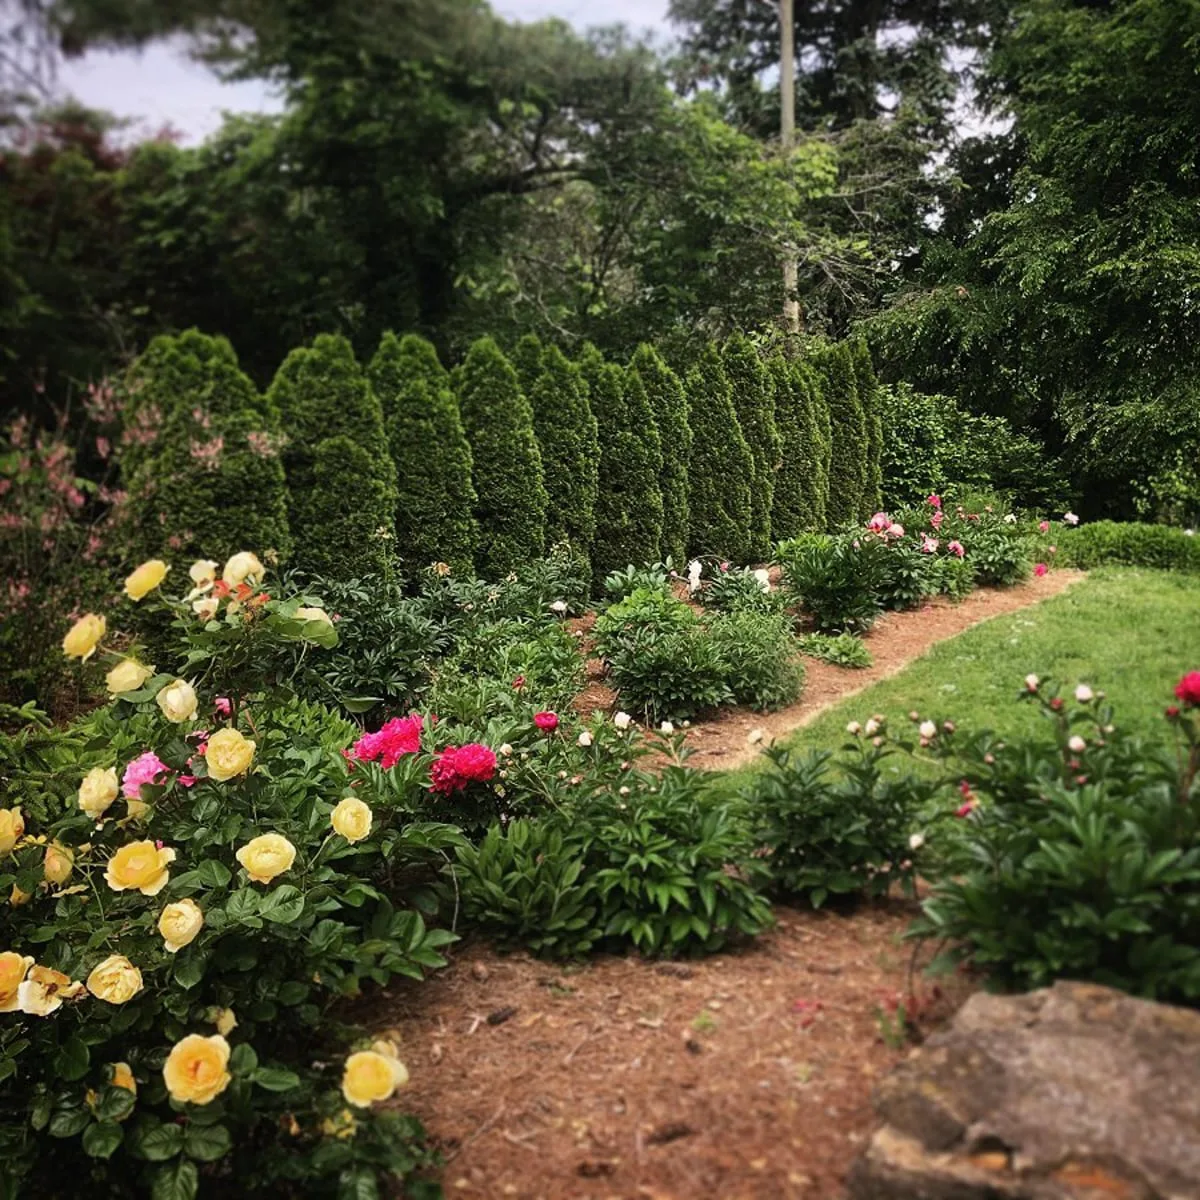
{"left": 579, "top": 343, "right": 664, "bottom": 584}
{"left": 268, "top": 333, "right": 397, "bottom": 580}
{"left": 685, "top": 343, "right": 754, "bottom": 559}
{"left": 815, "top": 342, "right": 867, "bottom": 528}
{"left": 369, "top": 332, "right": 478, "bottom": 576}
{"left": 631, "top": 343, "right": 691, "bottom": 566}
{"left": 511, "top": 333, "right": 544, "bottom": 399}
{"left": 851, "top": 338, "right": 884, "bottom": 517}
{"left": 723, "top": 334, "right": 781, "bottom": 560}
{"left": 801, "top": 357, "right": 833, "bottom": 528}
{"left": 120, "top": 330, "right": 292, "bottom": 563}
{"left": 456, "top": 336, "right": 548, "bottom": 578}
{"left": 769, "top": 356, "right": 825, "bottom": 539}
{"left": 529, "top": 344, "right": 600, "bottom": 561}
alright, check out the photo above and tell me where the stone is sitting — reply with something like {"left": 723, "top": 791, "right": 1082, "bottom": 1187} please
{"left": 848, "top": 981, "right": 1200, "bottom": 1199}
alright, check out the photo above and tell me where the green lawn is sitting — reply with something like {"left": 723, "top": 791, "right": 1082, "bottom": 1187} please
{"left": 719, "top": 568, "right": 1200, "bottom": 787}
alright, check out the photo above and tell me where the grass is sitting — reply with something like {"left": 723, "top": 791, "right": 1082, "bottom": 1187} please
{"left": 717, "top": 567, "right": 1200, "bottom": 790}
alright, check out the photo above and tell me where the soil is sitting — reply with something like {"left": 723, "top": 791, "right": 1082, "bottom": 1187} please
{"left": 380, "top": 901, "right": 972, "bottom": 1200}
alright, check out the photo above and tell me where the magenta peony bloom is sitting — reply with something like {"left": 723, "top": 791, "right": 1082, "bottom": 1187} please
{"left": 430, "top": 743, "right": 497, "bottom": 794}
{"left": 930, "top": 511, "right": 944, "bottom": 530}
{"left": 1174, "top": 671, "right": 1200, "bottom": 708}
{"left": 352, "top": 714, "right": 423, "bottom": 769}
{"left": 867, "top": 511, "right": 891, "bottom": 533}
{"left": 920, "top": 535, "right": 939, "bottom": 554}
{"left": 214, "top": 696, "right": 232, "bottom": 717}
{"left": 122, "top": 751, "right": 170, "bottom": 799}
{"left": 1038, "top": 520, "right": 1050, "bottom": 534}
{"left": 534, "top": 711, "right": 559, "bottom": 732}
{"left": 927, "top": 494, "right": 942, "bottom": 509}
{"left": 1034, "top": 562, "right": 1048, "bottom": 577}
{"left": 947, "top": 540, "right": 965, "bottom": 558}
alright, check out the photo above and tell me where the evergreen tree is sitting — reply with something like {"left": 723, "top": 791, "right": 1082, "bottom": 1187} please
{"left": 685, "top": 343, "right": 754, "bottom": 559}
{"left": 814, "top": 342, "right": 867, "bottom": 528}
{"left": 369, "top": 332, "right": 478, "bottom": 576}
{"left": 578, "top": 343, "right": 664, "bottom": 584}
{"left": 511, "top": 332, "right": 544, "bottom": 399}
{"left": 723, "top": 334, "right": 781, "bottom": 560}
{"left": 631, "top": 343, "right": 691, "bottom": 566}
{"left": 528, "top": 344, "right": 600, "bottom": 561}
{"left": 851, "top": 337, "right": 884, "bottom": 516}
{"left": 268, "top": 333, "right": 397, "bottom": 580}
{"left": 769, "top": 356, "right": 823, "bottom": 538}
{"left": 121, "top": 331, "right": 292, "bottom": 563}
{"left": 801, "top": 357, "right": 833, "bottom": 527}
{"left": 455, "top": 336, "right": 548, "bottom": 578}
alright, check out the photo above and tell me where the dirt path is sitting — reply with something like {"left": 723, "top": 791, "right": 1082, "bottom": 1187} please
{"left": 380, "top": 902, "right": 970, "bottom": 1200}
{"left": 683, "top": 569, "right": 1085, "bottom": 772}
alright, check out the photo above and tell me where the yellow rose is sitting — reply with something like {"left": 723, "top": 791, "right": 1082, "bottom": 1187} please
{"left": 213, "top": 1007, "right": 237, "bottom": 1036}
{"left": 206, "top": 727, "right": 255, "bottom": 781}
{"left": 235, "top": 833, "right": 296, "bottom": 885}
{"left": 295, "top": 606, "right": 332, "bottom": 625}
{"left": 330, "top": 797, "right": 372, "bottom": 844}
{"left": 125, "top": 798, "right": 150, "bottom": 822}
{"left": 157, "top": 679, "right": 198, "bottom": 724}
{"left": 106, "top": 659, "right": 155, "bottom": 696}
{"left": 158, "top": 899, "right": 204, "bottom": 953}
{"left": 189, "top": 559, "right": 218, "bottom": 588}
{"left": 193, "top": 596, "right": 219, "bottom": 621}
{"left": 18, "top": 965, "right": 84, "bottom": 1016}
{"left": 124, "top": 559, "right": 168, "bottom": 601}
{"left": 110, "top": 1062, "right": 137, "bottom": 1105}
{"left": 321, "top": 1109, "right": 358, "bottom": 1140}
{"left": 9, "top": 885, "right": 31, "bottom": 907}
{"left": 105, "top": 840, "right": 176, "bottom": 896}
{"left": 86, "top": 954, "right": 144, "bottom": 1004}
{"left": 222, "top": 551, "right": 265, "bottom": 588}
{"left": 79, "top": 767, "right": 120, "bottom": 819}
{"left": 341, "top": 1040, "right": 409, "bottom": 1108}
{"left": 163, "top": 1034, "right": 231, "bottom": 1105}
{"left": 43, "top": 842, "right": 73, "bottom": 886}
{"left": 63, "top": 613, "right": 105, "bottom": 660}
{"left": 0, "top": 952, "right": 34, "bottom": 1012}
{"left": 0, "top": 807, "right": 25, "bottom": 854}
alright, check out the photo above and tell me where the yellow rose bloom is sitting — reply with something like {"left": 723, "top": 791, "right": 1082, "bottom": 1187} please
{"left": 63, "top": 613, "right": 106, "bottom": 660}
{"left": 105, "top": 840, "right": 176, "bottom": 896}
{"left": 189, "top": 559, "right": 218, "bottom": 588}
{"left": 124, "top": 559, "right": 168, "bottom": 601}
{"left": 214, "top": 1007, "right": 237, "bottom": 1036}
{"left": 43, "top": 842, "right": 73, "bottom": 886}
{"left": 156, "top": 678, "right": 198, "bottom": 724}
{"left": 222, "top": 551, "right": 265, "bottom": 588}
{"left": 110, "top": 1062, "right": 137, "bottom": 1104}
{"left": 341, "top": 1040, "right": 409, "bottom": 1108}
{"left": 78, "top": 767, "right": 120, "bottom": 819}
{"left": 330, "top": 797, "right": 372, "bottom": 844}
{"left": 0, "top": 952, "right": 34, "bottom": 1012}
{"left": 163, "top": 1034, "right": 231, "bottom": 1105}
{"left": 235, "top": 833, "right": 296, "bottom": 884}
{"left": 0, "top": 807, "right": 25, "bottom": 855}
{"left": 295, "top": 606, "right": 332, "bottom": 625}
{"left": 18, "top": 965, "right": 84, "bottom": 1016}
{"left": 321, "top": 1109, "right": 358, "bottom": 1140}
{"left": 206, "top": 727, "right": 255, "bottom": 781}
{"left": 86, "top": 954, "right": 144, "bottom": 1004}
{"left": 193, "top": 595, "right": 219, "bottom": 621}
{"left": 158, "top": 899, "right": 204, "bottom": 953}
{"left": 106, "top": 659, "right": 155, "bottom": 697}
{"left": 9, "top": 884, "right": 31, "bottom": 907}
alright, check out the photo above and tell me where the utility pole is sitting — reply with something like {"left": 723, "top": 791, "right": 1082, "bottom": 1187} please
{"left": 779, "top": 0, "right": 801, "bottom": 333}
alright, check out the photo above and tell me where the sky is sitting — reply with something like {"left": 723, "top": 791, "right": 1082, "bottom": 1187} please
{"left": 53, "top": 1, "right": 673, "bottom": 143}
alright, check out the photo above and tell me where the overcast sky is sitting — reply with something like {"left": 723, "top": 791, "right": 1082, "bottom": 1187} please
{"left": 54, "top": 1, "right": 673, "bottom": 142}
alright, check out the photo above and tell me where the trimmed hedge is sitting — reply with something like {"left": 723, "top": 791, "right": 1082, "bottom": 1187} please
{"left": 769, "top": 356, "right": 825, "bottom": 539}
{"left": 852, "top": 337, "right": 884, "bottom": 517}
{"left": 814, "top": 341, "right": 867, "bottom": 529}
{"left": 511, "top": 332, "right": 545, "bottom": 399}
{"left": 1057, "top": 522, "right": 1200, "bottom": 572}
{"left": 456, "top": 336, "right": 548, "bottom": 578}
{"left": 369, "top": 331, "right": 478, "bottom": 575}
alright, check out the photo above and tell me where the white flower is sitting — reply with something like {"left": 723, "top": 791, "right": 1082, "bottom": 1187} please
{"left": 499, "top": 743, "right": 513, "bottom": 757}
{"left": 686, "top": 560, "right": 703, "bottom": 594}
{"left": 1003, "top": 514, "right": 1018, "bottom": 524}
{"left": 577, "top": 730, "right": 594, "bottom": 747}
{"left": 752, "top": 568, "right": 771, "bottom": 593}
{"left": 919, "top": 720, "right": 937, "bottom": 740}
{"left": 1074, "top": 684, "right": 1094, "bottom": 703}
{"left": 613, "top": 712, "right": 633, "bottom": 731}
{"left": 908, "top": 833, "right": 925, "bottom": 851}
{"left": 1025, "top": 674, "right": 1040, "bottom": 691}
{"left": 659, "top": 721, "right": 675, "bottom": 735}
{"left": 1186, "top": 529, "right": 1195, "bottom": 537}
{"left": 1063, "top": 512, "right": 1080, "bottom": 526}
{"left": 193, "top": 596, "right": 219, "bottom": 621}
{"left": 1068, "top": 735, "right": 1086, "bottom": 753}
{"left": 618, "top": 786, "right": 631, "bottom": 797}
{"left": 747, "top": 728, "right": 765, "bottom": 745}
{"left": 846, "top": 721, "right": 862, "bottom": 735}
{"left": 864, "top": 718, "right": 879, "bottom": 737}
{"left": 549, "top": 600, "right": 568, "bottom": 614}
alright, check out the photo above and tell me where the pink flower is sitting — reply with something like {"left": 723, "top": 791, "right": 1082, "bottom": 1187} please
{"left": 178, "top": 775, "right": 197, "bottom": 788}
{"left": 720, "top": 561, "right": 730, "bottom": 572}
{"left": 1174, "top": 671, "right": 1200, "bottom": 708}
{"left": 534, "top": 711, "right": 559, "bottom": 732}
{"left": 122, "top": 751, "right": 170, "bottom": 799}
{"left": 512, "top": 676, "right": 526, "bottom": 691}
{"left": 930, "top": 511, "right": 944, "bottom": 530}
{"left": 947, "top": 540, "right": 965, "bottom": 558}
{"left": 1038, "top": 520, "right": 1050, "bottom": 534}
{"left": 214, "top": 697, "right": 232, "bottom": 717}
{"left": 927, "top": 494, "right": 942, "bottom": 509}
{"left": 430, "top": 743, "right": 497, "bottom": 794}
{"left": 886, "top": 523, "right": 905, "bottom": 538}
{"left": 867, "top": 511, "right": 891, "bottom": 533}
{"left": 920, "top": 535, "right": 939, "bottom": 554}
{"left": 1034, "top": 563, "right": 1048, "bottom": 577}
{"left": 352, "top": 715, "right": 424, "bottom": 769}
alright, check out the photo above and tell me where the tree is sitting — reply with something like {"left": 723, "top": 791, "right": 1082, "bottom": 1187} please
{"left": 722, "top": 334, "right": 781, "bottom": 559}
{"left": 851, "top": 338, "right": 883, "bottom": 516}
{"left": 685, "top": 342, "right": 753, "bottom": 559}
{"left": 814, "top": 342, "right": 867, "bottom": 528}
{"left": 630, "top": 344, "right": 690, "bottom": 565}
{"left": 511, "top": 333, "right": 544, "bottom": 399}
{"left": 120, "top": 330, "right": 291, "bottom": 563}
{"left": 267, "top": 333, "right": 396, "bottom": 580}
{"left": 455, "top": 336, "right": 547, "bottom": 578}
{"left": 769, "top": 355, "right": 826, "bottom": 539}
{"left": 578, "top": 343, "right": 663, "bottom": 583}
{"left": 801, "top": 357, "right": 832, "bottom": 527}
{"left": 527, "top": 344, "right": 600, "bottom": 563}
{"left": 368, "top": 331, "right": 477, "bottom": 576}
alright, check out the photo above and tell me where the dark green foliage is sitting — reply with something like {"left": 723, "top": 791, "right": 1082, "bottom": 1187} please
{"left": 528, "top": 345, "right": 600, "bottom": 561}
{"left": 795, "top": 633, "right": 873, "bottom": 669}
{"left": 267, "top": 333, "right": 396, "bottom": 580}
{"left": 1058, "top": 522, "right": 1200, "bottom": 573}
{"left": 369, "top": 331, "right": 478, "bottom": 575}
{"left": 852, "top": 338, "right": 884, "bottom": 517}
{"left": 707, "top": 610, "right": 804, "bottom": 711}
{"left": 769, "top": 356, "right": 827, "bottom": 538}
{"left": 455, "top": 336, "right": 548, "bottom": 579}
{"left": 511, "top": 332, "right": 544, "bottom": 399}
{"left": 631, "top": 344, "right": 691, "bottom": 565}
{"left": 806, "top": 359, "right": 833, "bottom": 523}
{"left": 723, "top": 334, "right": 781, "bottom": 559}
{"left": 578, "top": 343, "right": 663, "bottom": 584}
{"left": 814, "top": 342, "right": 867, "bottom": 528}
{"left": 121, "top": 331, "right": 292, "bottom": 562}
{"left": 685, "top": 343, "right": 754, "bottom": 559}
{"left": 702, "top": 566, "right": 786, "bottom": 616}
{"left": 778, "top": 534, "right": 885, "bottom": 633}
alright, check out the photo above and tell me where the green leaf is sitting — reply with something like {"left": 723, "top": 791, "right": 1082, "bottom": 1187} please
{"left": 196, "top": 860, "right": 232, "bottom": 888}
{"left": 48, "top": 1107, "right": 91, "bottom": 1138}
{"left": 82, "top": 1121, "right": 124, "bottom": 1159}
{"left": 57, "top": 1034, "right": 90, "bottom": 1081}
{"left": 225, "top": 889, "right": 260, "bottom": 923}
{"left": 257, "top": 885, "right": 305, "bottom": 924}
{"left": 152, "top": 1159, "right": 199, "bottom": 1200}
{"left": 136, "top": 1121, "right": 185, "bottom": 1161}
{"left": 173, "top": 953, "right": 206, "bottom": 990}
{"left": 249, "top": 1066, "right": 301, "bottom": 1092}
{"left": 183, "top": 1121, "right": 231, "bottom": 1162}
{"left": 229, "top": 1043, "right": 258, "bottom": 1074}
{"left": 93, "top": 1085, "right": 137, "bottom": 1124}
{"left": 338, "top": 1167, "right": 381, "bottom": 1200}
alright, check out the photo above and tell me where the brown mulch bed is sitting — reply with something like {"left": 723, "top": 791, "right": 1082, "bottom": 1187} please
{"left": 380, "top": 901, "right": 972, "bottom": 1200}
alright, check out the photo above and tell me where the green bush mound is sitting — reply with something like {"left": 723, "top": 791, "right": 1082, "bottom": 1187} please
{"left": 1058, "top": 521, "right": 1200, "bottom": 572}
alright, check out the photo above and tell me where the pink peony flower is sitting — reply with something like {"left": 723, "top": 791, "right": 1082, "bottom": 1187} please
{"left": 512, "top": 675, "right": 526, "bottom": 691}
{"left": 178, "top": 775, "right": 197, "bottom": 788}
{"left": 886, "top": 523, "right": 905, "bottom": 538}
{"left": 947, "top": 540, "right": 965, "bottom": 558}
{"left": 1034, "top": 563, "right": 1048, "bottom": 577}
{"left": 352, "top": 715, "right": 424, "bottom": 769}
{"left": 534, "top": 711, "right": 559, "bottom": 732}
{"left": 1174, "top": 671, "right": 1200, "bottom": 708}
{"left": 122, "top": 751, "right": 170, "bottom": 799}
{"left": 927, "top": 494, "right": 942, "bottom": 509}
{"left": 930, "top": 511, "right": 944, "bottom": 530}
{"left": 920, "top": 535, "right": 939, "bottom": 554}
{"left": 1038, "top": 520, "right": 1050, "bottom": 534}
{"left": 430, "top": 743, "right": 497, "bottom": 794}
{"left": 213, "top": 697, "right": 232, "bottom": 717}
{"left": 867, "top": 511, "right": 891, "bottom": 533}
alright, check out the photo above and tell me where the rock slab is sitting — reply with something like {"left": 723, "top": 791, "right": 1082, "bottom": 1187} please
{"left": 848, "top": 980, "right": 1200, "bottom": 1199}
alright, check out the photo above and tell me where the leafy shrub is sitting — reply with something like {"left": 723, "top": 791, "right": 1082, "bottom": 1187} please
{"left": 1058, "top": 521, "right": 1200, "bottom": 572}
{"left": 723, "top": 334, "right": 781, "bottom": 560}
{"left": 605, "top": 627, "right": 732, "bottom": 723}
{"left": 701, "top": 566, "right": 784, "bottom": 615}
{"left": 911, "top": 678, "right": 1200, "bottom": 1003}
{"left": 964, "top": 519, "right": 1031, "bottom": 587}
{"left": 778, "top": 534, "right": 884, "bottom": 633}
{"left": 769, "top": 357, "right": 826, "bottom": 538}
{"left": 812, "top": 341, "right": 867, "bottom": 528}
{"left": 923, "top": 554, "right": 975, "bottom": 601}
{"left": 874, "top": 539, "right": 933, "bottom": 610}
{"left": 851, "top": 338, "right": 884, "bottom": 517}
{"left": 601, "top": 561, "right": 674, "bottom": 603}
{"left": 594, "top": 586, "right": 697, "bottom": 653}
{"left": 707, "top": 611, "right": 804, "bottom": 710}
{"left": 795, "top": 633, "right": 873, "bottom": 669}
